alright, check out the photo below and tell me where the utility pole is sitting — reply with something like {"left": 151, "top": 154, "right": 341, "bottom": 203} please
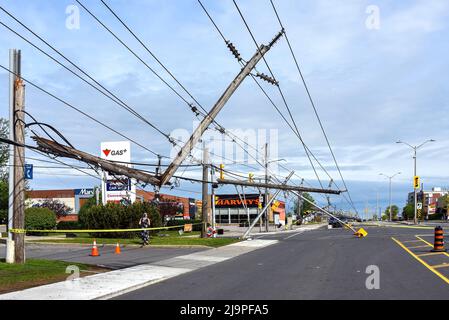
{"left": 264, "top": 142, "right": 269, "bottom": 232}
{"left": 380, "top": 172, "right": 400, "bottom": 222}
{"left": 397, "top": 139, "right": 435, "bottom": 224}
{"left": 201, "top": 146, "right": 210, "bottom": 238}
{"left": 6, "top": 49, "right": 18, "bottom": 264}
{"left": 7, "top": 49, "right": 26, "bottom": 264}
{"left": 159, "top": 30, "right": 284, "bottom": 187}
{"left": 211, "top": 166, "right": 216, "bottom": 233}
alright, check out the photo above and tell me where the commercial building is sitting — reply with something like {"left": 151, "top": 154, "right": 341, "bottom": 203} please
{"left": 214, "top": 193, "right": 285, "bottom": 225}
{"left": 407, "top": 187, "right": 448, "bottom": 218}
{"left": 26, "top": 188, "right": 197, "bottom": 221}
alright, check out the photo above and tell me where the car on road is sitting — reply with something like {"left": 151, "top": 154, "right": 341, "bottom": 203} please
{"left": 329, "top": 217, "right": 343, "bottom": 228}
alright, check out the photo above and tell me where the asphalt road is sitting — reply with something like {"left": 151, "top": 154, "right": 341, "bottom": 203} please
{"left": 0, "top": 243, "right": 206, "bottom": 269}
{"left": 115, "top": 225, "right": 449, "bottom": 299}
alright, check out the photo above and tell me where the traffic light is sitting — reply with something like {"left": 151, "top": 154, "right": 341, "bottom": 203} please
{"left": 414, "top": 176, "right": 420, "bottom": 189}
{"left": 219, "top": 164, "right": 224, "bottom": 180}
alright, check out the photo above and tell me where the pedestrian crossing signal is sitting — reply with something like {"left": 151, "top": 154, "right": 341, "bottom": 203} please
{"left": 414, "top": 176, "right": 420, "bottom": 189}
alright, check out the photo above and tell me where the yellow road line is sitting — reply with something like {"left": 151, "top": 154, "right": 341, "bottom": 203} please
{"left": 432, "top": 263, "right": 449, "bottom": 269}
{"left": 407, "top": 245, "right": 431, "bottom": 249}
{"left": 402, "top": 240, "right": 425, "bottom": 243}
{"left": 415, "top": 236, "right": 434, "bottom": 247}
{"left": 417, "top": 252, "right": 446, "bottom": 257}
{"left": 415, "top": 236, "right": 449, "bottom": 258}
{"left": 391, "top": 237, "right": 449, "bottom": 285}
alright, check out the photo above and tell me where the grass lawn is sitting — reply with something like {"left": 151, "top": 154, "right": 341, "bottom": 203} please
{"left": 0, "top": 259, "right": 109, "bottom": 294}
{"left": 29, "top": 230, "right": 240, "bottom": 248}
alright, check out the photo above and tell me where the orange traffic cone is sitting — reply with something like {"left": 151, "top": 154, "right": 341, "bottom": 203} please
{"left": 114, "top": 242, "right": 121, "bottom": 255}
{"left": 90, "top": 239, "right": 100, "bottom": 257}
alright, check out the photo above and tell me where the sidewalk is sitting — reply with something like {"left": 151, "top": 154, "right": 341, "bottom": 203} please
{"left": 0, "top": 239, "right": 278, "bottom": 300}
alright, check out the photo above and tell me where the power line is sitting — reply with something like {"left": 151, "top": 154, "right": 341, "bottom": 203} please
{"left": 268, "top": 0, "right": 359, "bottom": 215}
{"left": 230, "top": 1, "right": 357, "bottom": 213}
{"left": 0, "top": 64, "right": 163, "bottom": 158}
{"left": 196, "top": 1, "right": 343, "bottom": 198}
{"left": 231, "top": 0, "right": 325, "bottom": 189}
{"left": 0, "top": 9, "right": 174, "bottom": 149}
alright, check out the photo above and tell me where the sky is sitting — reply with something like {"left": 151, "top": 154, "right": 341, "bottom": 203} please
{"left": 1, "top": 0, "right": 449, "bottom": 217}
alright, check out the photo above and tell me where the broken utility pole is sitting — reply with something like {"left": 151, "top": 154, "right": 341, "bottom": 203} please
{"left": 159, "top": 30, "right": 285, "bottom": 186}
{"left": 216, "top": 178, "right": 342, "bottom": 195}
{"left": 33, "top": 136, "right": 160, "bottom": 186}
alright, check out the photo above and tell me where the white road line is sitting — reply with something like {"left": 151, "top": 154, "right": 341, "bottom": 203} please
{"left": 284, "top": 231, "right": 304, "bottom": 240}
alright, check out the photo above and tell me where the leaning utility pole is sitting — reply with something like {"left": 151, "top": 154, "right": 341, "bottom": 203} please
{"left": 201, "top": 146, "right": 210, "bottom": 238}
{"left": 159, "top": 30, "right": 284, "bottom": 187}
{"left": 7, "top": 49, "right": 26, "bottom": 264}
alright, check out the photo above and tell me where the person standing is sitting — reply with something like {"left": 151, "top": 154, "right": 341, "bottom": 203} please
{"left": 139, "top": 212, "right": 151, "bottom": 247}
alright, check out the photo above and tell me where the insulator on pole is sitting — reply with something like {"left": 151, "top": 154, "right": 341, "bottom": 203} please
{"left": 226, "top": 40, "right": 242, "bottom": 62}
{"left": 268, "top": 28, "right": 285, "bottom": 48}
{"left": 189, "top": 103, "right": 200, "bottom": 116}
{"left": 256, "top": 72, "right": 279, "bottom": 86}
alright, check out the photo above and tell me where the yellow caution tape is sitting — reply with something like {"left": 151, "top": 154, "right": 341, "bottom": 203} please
{"left": 9, "top": 223, "right": 203, "bottom": 234}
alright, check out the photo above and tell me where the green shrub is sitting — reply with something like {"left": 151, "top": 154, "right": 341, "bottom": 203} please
{"left": 25, "top": 207, "right": 57, "bottom": 235}
{"left": 56, "top": 221, "right": 82, "bottom": 230}
{"left": 0, "top": 209, "right": 7, "bottom": 224}
{"left": 78, "top": 201, "right": 161, "bottom": 238}
{"left": 166, "top": 219, "right": 203, "bottom": 231}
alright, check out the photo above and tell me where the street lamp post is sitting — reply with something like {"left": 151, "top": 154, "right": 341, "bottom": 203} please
{"left": 396, "top": 139, "right": 435, "bottom": 224}
{"left": 380, "top": 172, "right": 401, "bottom": 222}
{"left": 263, "top": 143, "right": 286, "bottom": 232}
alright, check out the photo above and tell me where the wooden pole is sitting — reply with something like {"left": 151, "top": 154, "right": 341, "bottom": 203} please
{"left": 13, "top": 73, "right": 26, "bottom": 264}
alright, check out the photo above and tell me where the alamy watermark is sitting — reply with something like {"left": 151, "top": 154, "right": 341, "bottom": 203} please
{"left": 365, "top": 265, "right": 380, "bottom": 290}
{"left": 65, "top": 4, "right": 80, "bottom": 30}
{"left": 65, "top": 265, "right": 80, "bottom": 289}
{"left": 170, "top": 121, "right": 280, "bottom": 172}
{"left": 365, "top": 5, "right": 380, "bottom": 30}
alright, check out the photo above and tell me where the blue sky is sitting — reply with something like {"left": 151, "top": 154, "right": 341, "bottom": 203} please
{"left": 1, "top": 0, "right": 449, "bottom": 217}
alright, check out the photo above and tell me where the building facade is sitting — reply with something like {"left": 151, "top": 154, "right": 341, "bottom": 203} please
{"left": 407, "top": 187, "right": 449, "bottom": 218}
{"left": 214, "top": 193, "right": 285, "bottom": 225}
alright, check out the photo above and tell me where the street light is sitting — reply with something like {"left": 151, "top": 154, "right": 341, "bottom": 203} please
{"left": 379, "top": 172, "right": 401, "bottom": 222}
{"left": 396, "top": 139, "right": 435, "bottom": 224}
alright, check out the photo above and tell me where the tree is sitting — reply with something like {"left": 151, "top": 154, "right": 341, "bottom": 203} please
{"left": 32, "top": 199, "right": 73, "bottom": 218}
{"left": 293, "top": 193, "right": 316, "bottom": 217}
{"left": 158, "top": 196, "right": 183, "bottom": 222}
{"left": 384, "top": 205, "right": 399, "bottom": 220}
{"left": 402, "top": 203, "right": 414, "bottom": 220}
{"left": 439, "top": 195, "right": 449, "bottom": 220}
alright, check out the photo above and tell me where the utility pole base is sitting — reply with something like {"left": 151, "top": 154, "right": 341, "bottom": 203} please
{"left": 6, "top": 239, "right": 15, "bottom": 264}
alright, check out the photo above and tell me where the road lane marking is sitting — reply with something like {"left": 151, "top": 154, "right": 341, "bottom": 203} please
{"left": 407, "top": 245, "right": 431, "bottom": 249}
{"left": 284, "top": 232, "right": 304, "bottom": 240}
{"left": 415, "top": 236, "right": 449, "bottom": 258}
{"left": 402, "top": 240, "right": 424, "bottom": 243}
{"left": 432, "top": 263, "right": 449, "bottom": 269}
{"left": 391, "top": 237, "right": 449, "bottom": 285}
{"left": 417, "top": 252, "right": 446, "bottom": 257}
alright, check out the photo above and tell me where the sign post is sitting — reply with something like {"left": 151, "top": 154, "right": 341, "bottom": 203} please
{"left": 24, "top": 164, "right": 33, "bottom": 180}
{"left": 100, "top": 141, "right": 136, "bottom": 204}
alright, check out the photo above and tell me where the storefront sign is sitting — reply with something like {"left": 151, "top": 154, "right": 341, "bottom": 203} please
{"left": 100, "top": 141, "right": 136, "bottom": 204}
